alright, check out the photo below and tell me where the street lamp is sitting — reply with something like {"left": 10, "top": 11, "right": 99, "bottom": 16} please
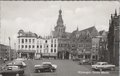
{"left": 8, "top": 37, "right": 11, "bottom": 61}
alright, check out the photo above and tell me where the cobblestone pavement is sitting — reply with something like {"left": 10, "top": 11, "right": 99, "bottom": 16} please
{"left": 22, "top": 59, "right": 119, "bottom": 76}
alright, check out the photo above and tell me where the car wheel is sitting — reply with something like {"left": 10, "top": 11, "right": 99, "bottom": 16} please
{"left": 38, "top": 70, "right": 41, "bottom": 73}
{"left": 50, "top": 69, "right": 53, "bottom": 72}
{"left": 111, "top": 67, "right": 115, "bottom": 71}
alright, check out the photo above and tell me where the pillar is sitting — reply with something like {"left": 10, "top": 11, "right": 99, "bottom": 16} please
{"left": 83, "top": 54, "right": 85, "bottom": 59}
{"left": 62, "top": 52, "right": 64, "bottom": 59}
{"left": 19, "top": 53, "right": 21, "bottom": 58}
{"left": 69, "top": 53, "right": 71, "bottom": 59}
{"left": 27, "top": 53, "right": 29, "bottom": 58}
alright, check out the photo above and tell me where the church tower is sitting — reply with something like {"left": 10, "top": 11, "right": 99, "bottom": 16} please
{"left": 54, "top": 9, "right": 66, "bottom": 38}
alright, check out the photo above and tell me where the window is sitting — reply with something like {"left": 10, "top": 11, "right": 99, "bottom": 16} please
{"left": 54, "top": 44, "right": 56, "bottom": 47}
{"left": 45, "top": 40, "right": 47, "bottom": 43}
{"left": 54, "top": 39, "right": 56, "bottom": 43}
{"left": 51, "top": 39, "right": 53, "bottom": 43}
{"left": 51, "top": 44, "right": 53, "bottom": 47}
{"left": 18, "top": 45, "right": 20, "bottom": 49}
{"left": 54, "top": 49, "right": 56, "bottom": 53}
{"left": 18, "top": 39, "right": 20, "bottom": 44}
{"left": 51, "top": 49, "right": 53, "bottom": 53}
{"left": 25, "top": 45, "right": 27, "bottom": 48}
{"left": 22, "top": 39, "right": 24, "bottom": 43}
{"left": 29, "top": 45, "right": 31, "bottom": 48}
{"left": 29, "top": 39, "right": 31, "bottom": 43}
{"left": 37, "top": 45, "right": 39, "bottom": 48}
{"left": 33, "top": 39, "right": 35, "bottom": 43}
{"left": 40, "top": 45, "right": 42, "bottom": 48}
{"left": 32, "top": 45, "right": 34, "bottom": 48}
{"left": 25, "top": 39, "right": 27, "bottom": 43}
{"left": 22, "top": 45, "right": 24, "bottom": 48}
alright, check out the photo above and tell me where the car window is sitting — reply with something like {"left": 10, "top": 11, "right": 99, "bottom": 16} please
{"left": 96, "top": 63, "right": 101, "bottom": 65}
{"left": 43, "top": 64, "right": 52, "bottom": 67}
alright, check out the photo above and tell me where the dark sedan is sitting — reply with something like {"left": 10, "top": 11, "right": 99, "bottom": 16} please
{"left": 34, "top": 62, "right": 57, "bottom": 73}
{"left": 0, "top": 65, "right": 24, "bottom": 76}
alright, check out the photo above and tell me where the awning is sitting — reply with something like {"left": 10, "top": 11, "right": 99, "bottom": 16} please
{"left": 18, "top": 50, "right": 35, "bottom": 53}
{"left": 42, "top": 53, "right": 57, "bottom": 56}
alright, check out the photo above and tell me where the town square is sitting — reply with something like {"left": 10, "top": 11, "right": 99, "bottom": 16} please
{"left": 0, "top": 1, "right": 120, "bottom": 76}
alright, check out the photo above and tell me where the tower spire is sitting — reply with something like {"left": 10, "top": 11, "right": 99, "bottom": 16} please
{"left": 57, "top": 9, "right": 64, "bottom": 26}
{"left": 115, "top": 9, "right": 117, "bottom": 16}
{"left": 77, "top": 26, "right": 79, "bottom": 31}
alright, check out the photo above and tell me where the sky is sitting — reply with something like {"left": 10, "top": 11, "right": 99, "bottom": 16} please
{"left": 0, "top": 1, "right": 120, "bottom": 49}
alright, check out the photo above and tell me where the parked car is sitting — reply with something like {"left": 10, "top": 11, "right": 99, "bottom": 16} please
{"left": 0, "top": 65, "right": 24, "bottom": 76}
{"left": 7, "top": 60, "right": 26, "bottom": 69}
{"left": 34, "top": 62, "right": 57, "bottom": 73}
{"left": 91, "top": 62, "right": 115, "bottom": 71}
{"left": 72, "top": 58, "right": 81, "bottom": 61}
{"left": 15, "top": 58, "right": 27, "bottom": 62}
{"left": 79, "top": 59, "right": 91, "bottom": 65}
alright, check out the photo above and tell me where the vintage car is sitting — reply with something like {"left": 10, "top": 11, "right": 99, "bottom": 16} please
{"left": 0, "top": 65, "right": 24, "bottom": 76}
{"left": 34, "top": 62, "right": 57, "bottom": 73}
{"left": 7, "top": 60, "right": 26, "bottom": 68}
{"left": 15, "top": 58, "right": 27, "bottom": 62}
{"left": 79, "top": 59, "right": 91, "bottom": 65}
{"left": 72, "top": 57, "right": 81, "bottom": 61}
{"left": 91, "top": 62, "right": 115, "bottom": 71}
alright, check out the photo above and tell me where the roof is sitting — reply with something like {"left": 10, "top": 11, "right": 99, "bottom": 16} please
{"left": 18, "top": 30, "right": 38, "bottom": 38}
{"left": 79, "top": 26, "right": 99, "bottom": 37}
{"left": 81, "top": 26, "right": 95, "bottom": 33}
{"left": 99, "top": 30, "right": 108, "bottom": 36}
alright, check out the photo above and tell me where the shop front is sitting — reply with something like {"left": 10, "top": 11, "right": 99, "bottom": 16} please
{"left": 18, "top": 50, "right": 35, "bottom": 59}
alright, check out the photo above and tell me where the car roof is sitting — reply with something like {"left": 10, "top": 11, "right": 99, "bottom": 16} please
{"left": 96, "top": 62, "right": 108, "bottom": 64}
{"left": 42, "top": 62, "right": 51, "bottom": 64}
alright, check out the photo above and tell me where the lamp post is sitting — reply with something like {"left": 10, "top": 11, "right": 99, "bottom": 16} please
{"left": 8, "top": 37, "right": 11, "bottom": 61}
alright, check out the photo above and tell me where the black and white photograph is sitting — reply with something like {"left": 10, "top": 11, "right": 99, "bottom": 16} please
{"left": 0, "top": 0, "right": 119, "bottom": 76}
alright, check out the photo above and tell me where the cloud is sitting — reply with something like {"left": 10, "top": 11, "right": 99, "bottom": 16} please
{"left": 75, "top": 7, "right": 93, "bottom": 15}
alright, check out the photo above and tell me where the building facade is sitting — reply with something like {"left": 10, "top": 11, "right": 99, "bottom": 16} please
{"left": 0, "top": 44, "right": 9, "bottom": 60}
{"left": 108, "top": 10, "right": 119, "bottom": 66}
{"left": 52, "top": 9, "right": 71, "bottom": 59}
{"left": 17, "top": 30, "right": 58, "bottom": 59}
{"left": 69, "top": 26, "right": 99, "bottom": 60}
{"left": 98, "top": 30, "right": 109, "bottom": 62}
